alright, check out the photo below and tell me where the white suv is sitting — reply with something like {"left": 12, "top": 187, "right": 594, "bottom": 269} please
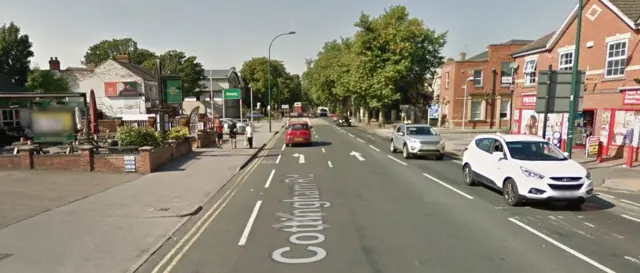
{"left": 461, "top": 134, "right": 593, "bottom": 209}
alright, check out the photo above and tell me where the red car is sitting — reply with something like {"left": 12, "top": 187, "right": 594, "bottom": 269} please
{"left": 285, "top": 122, "right": 313, "bottom": 147}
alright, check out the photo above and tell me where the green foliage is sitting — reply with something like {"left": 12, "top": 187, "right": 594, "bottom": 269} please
{"left": 115, "top": 126, "right": 162, "bottom": 147}
{"left": 26, "top": 68, "right": 70, "bottom": 93}
{"left": 166, "top": 127, "right": 188, "bottom": 141}
{"left": 0, "top": 22, "right": 34, "bottom": 87}
{"left": 240, "top": 57, "right": 287, "bottom": 107}
{"left": 82, "top": 38, "right": 155, "bottom": 66}
{"left": 141, "top": 50, "right": 206, "bottom": 98}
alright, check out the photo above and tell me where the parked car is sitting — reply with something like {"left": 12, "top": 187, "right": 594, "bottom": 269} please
{"left": 285, "top": 122, "right": 313, "bottom": 147}
{"left": 461, "top": 133, "right": 592, "bottom": 209}
{"left": 389, "top": 124, "right": 445, "bottom": 160}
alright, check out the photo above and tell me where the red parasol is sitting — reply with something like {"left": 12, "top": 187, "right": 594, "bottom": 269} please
{"left": 89, "top": 89, "right": 99, "bottom": 135}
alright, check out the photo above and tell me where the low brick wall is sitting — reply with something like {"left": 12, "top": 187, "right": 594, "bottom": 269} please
{"left": 0, "top": 139, "right": 193, "bottom": 174}
{"left": 193, "top": 130, "right": 216, "bottom": 148}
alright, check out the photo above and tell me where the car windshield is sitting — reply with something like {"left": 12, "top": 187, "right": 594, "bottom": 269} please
{"left": 289, "top": 124, "right": 308, "bottom": 130}
{"left": 506, "top": 141, "right": 568, "bottom": 161}
{"left": 320, "top": 109, "right": 328, "bottom": 112}
{"left": 406, "top": 126, "right": 435, "bottom": 136}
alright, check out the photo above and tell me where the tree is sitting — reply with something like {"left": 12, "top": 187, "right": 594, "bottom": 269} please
{"left": 239, "top": 57, "right": 288, "bottom": 108}
{"left": 0, "top": 22, "right": 34, "bottom": 87}
{"left": 82, "top": 38, "right": 156, "bottom": 66}
{"left": 26, "top": 68, "right": 70, "bottom": 93}
{"left": 141, "top": 50, "right": 206, "bottom": 98}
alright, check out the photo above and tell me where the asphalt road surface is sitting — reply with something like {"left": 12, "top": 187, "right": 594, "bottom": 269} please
{"left": 139, "top": 117, "right": 640, "bottom": 273}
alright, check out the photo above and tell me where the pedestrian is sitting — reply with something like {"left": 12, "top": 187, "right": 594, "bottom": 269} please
{"left": 246, "top": 122, "right": 254, "bottom": 149}
{"left": 214, "top": 120, "right": 224, "bottom": 149}
{"left": 228, "top": 121, "right": 238, "bottom": 149}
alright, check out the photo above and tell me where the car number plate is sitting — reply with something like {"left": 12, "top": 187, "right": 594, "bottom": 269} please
{"left": 556, "top": 191, "right": 576, "bottom": 197}
{"left": 295, "top": 138, "right": 303, "bottom": 141}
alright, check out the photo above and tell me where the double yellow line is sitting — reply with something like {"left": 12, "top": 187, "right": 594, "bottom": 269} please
{"left": 151, "top": 130, "right": 283, "bottom": 273}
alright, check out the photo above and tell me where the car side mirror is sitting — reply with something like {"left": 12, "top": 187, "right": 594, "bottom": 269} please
{"left": 397, "top": 132, "right": 404, "bottom": 136}
{"left": 492, "top": 151, "right": 506, "bottom": 160}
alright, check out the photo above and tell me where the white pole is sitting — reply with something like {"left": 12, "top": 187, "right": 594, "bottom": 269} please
{"left": 250, "top": 86, "right": 254, "bottom": 124}
{"left": 209, "top": 70, "right": 214, "bottom": 118}
{"left": 222, "top": 90, "right": 226, "bottom": 118}
{"left": 240, "top": 97, "right": 243, "bottom": 121}
{"left": 462, "top": 83, "right": 468, "bottom": 130}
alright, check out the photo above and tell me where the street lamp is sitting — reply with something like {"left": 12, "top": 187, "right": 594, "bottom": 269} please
{"left": 461, "top": 76, "right": 474, "bottom": 130}
{"left": 268, "top": 31, "right": 296, "bottom": 132}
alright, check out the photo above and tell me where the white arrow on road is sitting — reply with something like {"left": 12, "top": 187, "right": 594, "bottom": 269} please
{"left": 350, "top": 151, "right": 365, "bottom": 161}
{"left": 292, "top": 153, "right": 306, "bottom": 164}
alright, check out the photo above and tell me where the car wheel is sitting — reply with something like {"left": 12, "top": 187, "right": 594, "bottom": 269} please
{"left": 503, "top": 179, "right": 524, "bottom": 206}
{"left": 389, "top": 141, "right": 397, "bottom": 153}
{"left": 565, "top": 199, "right": 585, "bottom": 211}
{"left": 435, "top": 153, "right": 444, "bottom": 160}
{"left": 462, "top": 164, "right": 478, "bottom": 186}
{"left": 402, "top": 144, "right": 411, "bottom": 159}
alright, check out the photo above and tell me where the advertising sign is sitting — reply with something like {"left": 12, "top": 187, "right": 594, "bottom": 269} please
{"left": 104, "top": 82, "right": 138, "bottom": 97}
{"left": 585, "top": 136, "right": 600, "bottom": 157}
{"left": 623, "top": 89, "right": 640, "bottom": 105}
{"left": 164, "top": 78, "right": 183, "bottom": 104}
{"left": 428, "top": 104, "right": 440, "bottom": 119}
{"left": 521, "top": 95, "right": 536, "bottom": 107}
{"left": 31, "top": 110, "right": 75, "bottom": 134}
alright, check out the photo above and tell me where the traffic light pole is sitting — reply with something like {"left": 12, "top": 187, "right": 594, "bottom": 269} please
{"left": 566, "top": 0, "right": 583, "bottom": 159}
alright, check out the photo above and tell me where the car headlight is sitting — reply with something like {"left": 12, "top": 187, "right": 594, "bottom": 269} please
{"left": 439, "top": 139, "right": 445, "bottom": 145}
{"left": 520, "top": 167, "right": 545, "bottom": 180}
{"left": 585, "top": 171, "right": 591, "bottom": 180}
{"left": 410, "top": 138, "right": 420, "bottom": 144}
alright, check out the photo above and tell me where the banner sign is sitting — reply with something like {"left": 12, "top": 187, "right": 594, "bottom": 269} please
{"left": 104, "top": 82, "right": 138, "bottom": 97}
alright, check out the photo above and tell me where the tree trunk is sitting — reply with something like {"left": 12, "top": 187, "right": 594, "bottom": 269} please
{"left": 378, "top": 109, "right": 385, "bottom": 127}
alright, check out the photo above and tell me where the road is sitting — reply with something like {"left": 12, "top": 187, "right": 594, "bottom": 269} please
{"left": 139, "top": 117, "right": 640, "bottom": 273}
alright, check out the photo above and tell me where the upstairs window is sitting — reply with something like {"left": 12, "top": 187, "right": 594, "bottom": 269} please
{"left": 445, "top": 72, "right": 450, "bottom": 88}
{"left": 605, "top": 40, "right": 627, "bottom": 78}
{"left": 473, "top": 70, "right": 483, "bottom": 87}
{"left": 524, "top": 59, "right": 537, "bottom": 86}
{"left": 558, "top": 51, "right": 574, "bottom": 71}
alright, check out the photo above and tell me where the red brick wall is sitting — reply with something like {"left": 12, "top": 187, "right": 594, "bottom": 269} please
{"left": 33, "top": 154, "right": 83, "bottom": 171}
{"left": 0, "top": 155, "right": 21, "bottom": 169}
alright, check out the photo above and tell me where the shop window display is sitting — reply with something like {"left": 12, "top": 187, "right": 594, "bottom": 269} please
{"left": 612, "top": 110, "right": 640, "bottom": 145}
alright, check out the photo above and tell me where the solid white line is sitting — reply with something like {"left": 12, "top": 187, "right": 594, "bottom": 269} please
{"left": 508, "top": 218, "right": 616, "bottom": 273}
{"left": 369, "top": 145, "right": 380, "bottom": 152}
{"left": 238, "top": 200, "right": 263, "bottom": 246}
{"left": 275, "top": 154, "right": 281, "bottom": 164}
{"left": 264, "top": 169, "right": 276, "bottom": 188}
{"left": 422, "top": 173, "right": 474, "bottom": 199}
{"left": 452, "top": 160, "right": 462, "bottom": 164}
{"left": 387, "top": 155, "right": 407, "bottom": 166}
{"left": 357, "top": 138, "right": 365, "bottom": 143}
{"left": 281, "top": 143, "right": 286, "bottom": 151}
{"left": 597, "top": 193, "right": 615, "bottom": 199}
{"left": 328, "top": 161, "right": 333, "bottom": 168}
{"left": 322, "top": 148, "right": 326, "bottom": 153}
{"left": 620, "top": 199, "right": 640, "bottom": 207}
{"left": 348, "top": 133, "right": 354, "bottom": 137}
{"left": 621, "top": 214, "right": 640, "bottom": 223}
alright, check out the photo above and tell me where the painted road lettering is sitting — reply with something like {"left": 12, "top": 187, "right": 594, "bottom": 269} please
{"left": 271, "top": 174, "right": 329, "bottom": 264}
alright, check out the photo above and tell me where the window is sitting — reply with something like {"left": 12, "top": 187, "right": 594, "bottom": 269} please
{"left": 500, "top": 62, "right": 512, "bottom": 86}
{"left": 470, "top": 100, "right": 484, "bottom": 121}
{"left": 558, "top": 51, "right": 573, "bottom": 71}
{"left": 506, "top": 141, "right": 568, "bottom": 161}
{"left": 605, "top": 40, "right": 627, "bottom": 78}
{"left": 406, "top": 126, "right": 436, "bottom": 136}
{"left": 395, "top": 125, "right": 403, "bottom": 133}
{"left": 473, "top": 70, "right": 483, "bottom": 86}
{"left": 474, "top": 138, "right": 495, "bottom": 153}
{"left": 445, "top": 72, "right": 450, "bottom": 88}
{"left": 500, "top": 99, "right": 510, "bottom": 119}
{"left": 523, "top": 59, "right": 537, "bottom": 86}
{"left": 1, "top": 109, "right": 20, "bottom": 128}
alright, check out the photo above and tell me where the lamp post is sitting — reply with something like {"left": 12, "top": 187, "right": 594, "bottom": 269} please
{"left": 461, "top": 77, "right": 474, "bottom": 130}
{"left": 268, "top": 31, "right": 296, "bottom": 132}
{"left": 249, "top": 85, "right": 254, "bottom": 124}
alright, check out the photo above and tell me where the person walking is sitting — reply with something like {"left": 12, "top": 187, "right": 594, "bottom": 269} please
{"left": 228, "top": 121, "right": 238, "bottom": 149}
{"left": 245, "top": 122, "right": 254, "bottom": 149}
{"left": 214, "top": 120, "right": 224, "bottom": 149}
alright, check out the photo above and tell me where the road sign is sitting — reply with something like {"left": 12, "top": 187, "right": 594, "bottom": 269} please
{"left": 223, "top": 88, "right": 241, "bottom": 100}
{"left": 535, "top": 70, "right": 585, "bottom": 113}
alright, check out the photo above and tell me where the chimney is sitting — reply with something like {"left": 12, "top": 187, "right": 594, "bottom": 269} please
{"left": 115, "top": 55, "right": 130, "bottom": 63}
{"left": 49, "top": 57, "right": 61, "bottom": 70}
{"left": 459, "top": 52, "right": 467, "bottom": 61}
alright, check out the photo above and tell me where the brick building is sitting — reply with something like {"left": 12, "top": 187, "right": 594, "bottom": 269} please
{"left": 510, "top": 0, "right": 640, "bottom": 156}
{"left": 439, "top": 40, "right": 532, "bottom": 129}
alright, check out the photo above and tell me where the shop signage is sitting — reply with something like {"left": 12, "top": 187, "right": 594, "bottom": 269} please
{"left": 585, "top": 136, "right": 600, "bottom": 157}
{"left": 501, "top": 76, "right": 512, "bottom": 85}
{"left": 104, "top": 82, "right": 138, "bottom": 97}
{"left": 622, "top": 89, "right": 640, "bottom": 105}
{"left": 164, "top": 78, "right": 183, "bottom": 104}
{"left": 223, "top": 88, "right": 241, "bottom": 100}
{"left": 521, "top": 95, "right": 536, "bottom": 106}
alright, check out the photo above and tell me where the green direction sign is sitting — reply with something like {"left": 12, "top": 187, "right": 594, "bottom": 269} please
{"left": 223, "top": 88, "right": 241, "bottom": 100}
{"left": 164, "top": 78, "right": 183, "bottom": 104}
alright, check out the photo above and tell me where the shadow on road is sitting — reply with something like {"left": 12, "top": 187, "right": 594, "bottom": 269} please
{"left": 481, "top": 185, "right": 615, "bottom": 212}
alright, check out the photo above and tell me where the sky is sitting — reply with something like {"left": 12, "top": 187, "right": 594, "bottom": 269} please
{"left": 1, "top": 0, "right": 576, "bottom": 75}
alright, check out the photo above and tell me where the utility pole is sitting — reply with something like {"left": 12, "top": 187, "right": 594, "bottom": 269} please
{"left": 268, "top": 31, "right": 296, "bottom": 133}
{"left": 566, "top": 0, "right": 584, "bottom": 158}
{"left": 156, "top": 58, "right": 166, "bottom": 136}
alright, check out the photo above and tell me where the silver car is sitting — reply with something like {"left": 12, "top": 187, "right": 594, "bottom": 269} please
{"left": 389, "top": 124, "right": 445, "bottom": 160}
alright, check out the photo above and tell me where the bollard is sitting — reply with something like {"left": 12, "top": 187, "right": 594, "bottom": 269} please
{"left": 560, "top": 140, "right": 566, "bottom": 152}
{"left": 626, "top": 145, "right": 634, "bottom": 168}
{"left": 596, "top": 141, "right": 604, "bottom": 163}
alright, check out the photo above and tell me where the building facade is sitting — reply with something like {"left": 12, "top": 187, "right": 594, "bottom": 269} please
{"left": 511, "top": 0, "right": 640, "bottom": 156}
{"left": 183, "top": 68, "right": 246, "bottom": 118}
{"left": 439, "top": 40, "right": 532, "bottom": 129}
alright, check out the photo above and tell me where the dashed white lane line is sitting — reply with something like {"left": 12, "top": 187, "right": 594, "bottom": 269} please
{"left": 328, "top": 161, "right": 333, "bottom": 168}
{"left": 369, "top": 145, "right": 380, "bottom": 152}
{"left": 422, "top": 173, "right": 474, "bottom": 200}
{"left": 620, "top": 199, "right": 640, "bottom": 207}
{"left": 322, "top": 148, "right": 326, "bottom": 153}
{"left": 237, "top": 200, "right": 263, "bottom": 246}
{"left": 387, "top": 155, "right": 407, "bottom": 166}
{"left": 275, "top": 154, "right": 281, "bottom": 164}
{"left": 621, "top": 214, "right": 640, "bottom": 223}
{"left": 348, "top": 133, "right": 354, "bottom": 137}
{"left": 264, "top": 169, "right": 276, "bottom": 188}
{"left": 281, "top": 144, "right": 286, "bottom": 151}
{"left": 508, "top": 218, "right": 616, "bottom": 273}
{"left": 356, "top": 138, "right": 365, "bottom": 143}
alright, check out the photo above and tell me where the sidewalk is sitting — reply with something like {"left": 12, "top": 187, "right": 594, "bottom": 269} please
{"left": 0, "top": 122, "right": 285, "bottom": 273}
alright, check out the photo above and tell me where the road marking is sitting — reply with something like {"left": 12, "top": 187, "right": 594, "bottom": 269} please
{"left": 422, "top": 173, "right": 474, "bottom": 199}
{"left": 356, "top": 138, "right": 365, "bottom": 143}
{"left": 369, "top": 145, "right": 380, "bottom": 152}
{"left": 387, "top": 155, "right": 407, "bottom": 166}
{"left": 597, "top": 193, "right": 615, "bottom": 199}
{"left": 348, "top": 133, "right": 354, "bottom": 137}
{"left": 508, "top": 218, "right": 616, "bottom": 273}
{"left": 238, "top": 200, "right": 263, "bottom": 245}
{"left": 452, "top": 160, "right": 462, "bottom": 164}
{"left": 321, "top": 148, "right": 325, "bottom": 153}
{"left": 620, "top": 199, "right": 640, "bottom": 207}
{"left": 264, "top": 169, "right": 276, "bottom": 188}
{"left": 327, "top": 161, "right": 333, "bottom": 168}
{"left": 350, "top": 151, "right": 365, "bottom": 161}
{"left": 621, "top": 214, "right": 640, "bottom": 223}
{"left": 292, "top": 153, "right": 306, "bottom": 164}
{"left": 281, "top": 143, "right": 286, "bottom": 151}
{"left": 276, "top": 154, "right": 281, "bottom": 164}
{"left": 153, "top": 129, "right": 281, "bottom": 273}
